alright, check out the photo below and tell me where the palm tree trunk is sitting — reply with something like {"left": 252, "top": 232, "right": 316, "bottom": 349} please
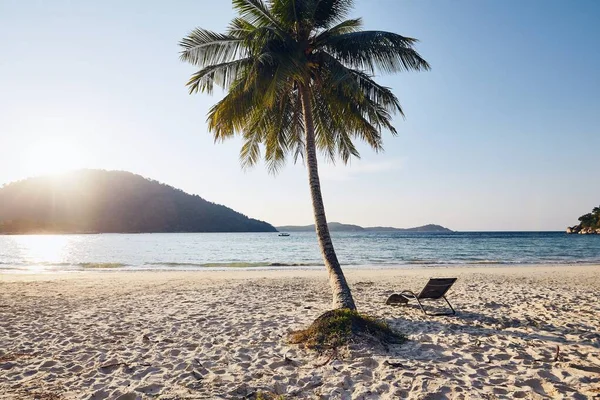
{"left": 299, "top": 84, "right": 357, "bottom": 310}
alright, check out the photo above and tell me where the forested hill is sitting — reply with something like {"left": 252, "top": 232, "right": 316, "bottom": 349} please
{"left": 0, "top": 170, "right": 276, "bottom": 233}
{"left": 277, "top": 222, "right": 453, "bottom": 233}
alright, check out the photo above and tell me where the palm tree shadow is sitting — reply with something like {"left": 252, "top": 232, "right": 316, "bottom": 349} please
{"left": 368, "top": 307, "right": 599, "bottom": 398}
{"left": 376, "top": 286, "right": 599, "bottom": 343}
{"left": 385, "top": 304, "right": 593, "bottom": 346}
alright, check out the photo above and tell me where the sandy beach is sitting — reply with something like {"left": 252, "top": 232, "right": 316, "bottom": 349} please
{"left": 1, "top": 265, "right": 600, "bottom": 399}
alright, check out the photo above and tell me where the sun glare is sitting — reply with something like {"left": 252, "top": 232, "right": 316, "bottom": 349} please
{"left": 24, "top": 140, "right": 86, "bottom": 176}
{"left": 12, "top": 235, "right": 71, "bottom": 272}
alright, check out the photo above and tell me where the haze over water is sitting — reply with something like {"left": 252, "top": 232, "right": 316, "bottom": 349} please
{"left": 1, "top": 232, "right": 599, "bottom": 273}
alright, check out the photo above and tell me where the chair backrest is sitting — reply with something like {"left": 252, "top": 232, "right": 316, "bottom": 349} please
{"left": 417, "top": 278, "right": 457, "bottom": 299}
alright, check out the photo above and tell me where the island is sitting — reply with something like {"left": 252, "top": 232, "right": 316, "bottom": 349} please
{"left": 0, "top": 169, "right": 276, "bottom": 234}
{"left": 566, "top": 206, "right": 600, "bottom": 234}
{"left": 276, "top": 222, "right": 453, "bottom": 233}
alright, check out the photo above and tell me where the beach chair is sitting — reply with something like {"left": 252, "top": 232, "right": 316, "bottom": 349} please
{"left": 386, "top": 278, "right": 457, "bottom": 316}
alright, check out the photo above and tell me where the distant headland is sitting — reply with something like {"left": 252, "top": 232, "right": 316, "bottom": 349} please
{"left": 0, "top": 169, "right": 276, "bottom": 234}
{"left": 277, "top": 222, "right": 453, "bottom": 233}
{"left": 567, "top": 206, "right": 600, "bottom": 234}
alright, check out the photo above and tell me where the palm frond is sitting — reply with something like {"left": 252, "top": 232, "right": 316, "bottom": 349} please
{"left": 183, "top": 0, "right": 429, "bottom": 169}
{"left": 207, "top": 79, "right": 256, "bottom": 142}
{"left": 270, "top": 0, "right": 355, "bottom": 33}
{"left": 322, "top": 30, "right": 430, "bottom": 74}
{"left": 307, "top": 86, "right": 338, "bottom": 162}
{"left": 179, "top": 28, "right": 244, "bottom": 66}
{"left": 264, "top": 128, "right": 287, "bottom": 174}
{"left": 227, "top": 17, "right": 257, "bottom": 38}
{"left": 233, "top": 0, "right": 284, "bottom": 30}
{"left": 312, "top": 18, "right": 362, "bottom": 45}
{"left": 247, "top": 84, "right": 302, "bottom": 173}
{"left": 227, "top": 16, "right": 284, "bottom": 51}
{"left": 311, "top": 87, "right": 364, "bottom": 163}
{"left": 312, "top": 68, "right": 397, "bottom": 162}
{"left": 269, "top": 0, "right": 301, "bottom": 27}
{"left": 186, "top": 57, "right": 253, "bottom": 94}
{"left": 311, "top": 0, "right": 355, "bottom": 29}
{"left": 316, "top": 51, "right": 404, "bottom": 116}
{"left": 239, "top": 129, "right": 264, "bottom": 169}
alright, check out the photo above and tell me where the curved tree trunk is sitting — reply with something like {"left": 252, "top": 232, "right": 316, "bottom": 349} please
{"left": 299, "top": 84, "right": 357, "bottom": 310}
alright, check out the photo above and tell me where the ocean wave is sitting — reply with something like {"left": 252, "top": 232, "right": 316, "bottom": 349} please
{"left": 0, "top": 261, "right": 128, "bottom": 269}
{"left": 401, "top": 259, "right": 600, "bottom": 266}
{"left": 2, "top": 258, "right": 600, "bottom": 273}
{"left": 402, "top": 259, "right": 515, "bottom": 265}
{"left": 78, "top": 262, "right": 128, "bottom": 269}
{"left": 145, "top": 261, "right": 321, "bottom": 268}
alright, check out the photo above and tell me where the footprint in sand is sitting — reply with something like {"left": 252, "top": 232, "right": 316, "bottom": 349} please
{"left": 38, "top": 359, "right": 58, "bottom": 369}
{"left": 135, "top": 383, "right": 163, "bottom": 395}
{"left": 114, "top": 393, "right": 137, "bottom": 400}
{"left": 89, "top": 390, "right": 110, "bottom": 399}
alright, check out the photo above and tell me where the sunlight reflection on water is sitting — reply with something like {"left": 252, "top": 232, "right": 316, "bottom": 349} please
{"left": 10, "top": 235, "right": 72, "bottom": 271}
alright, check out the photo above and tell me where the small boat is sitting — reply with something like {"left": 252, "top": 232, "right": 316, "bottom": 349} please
{"left": 278, "top": 233, "right": 290, "bottom": 237}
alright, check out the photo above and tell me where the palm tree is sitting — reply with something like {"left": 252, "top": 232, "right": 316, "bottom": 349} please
{"left": 179, "top": 0, "right": 429, "bottom": 310}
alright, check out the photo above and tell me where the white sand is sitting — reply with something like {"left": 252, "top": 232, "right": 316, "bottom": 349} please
{"left": 1, "top": 265, "right": 600, "bottom": 399}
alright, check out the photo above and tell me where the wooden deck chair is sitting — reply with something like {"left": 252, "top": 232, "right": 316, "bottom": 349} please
{"left": 386, "top": 278, "right": 457, "bottom": 316}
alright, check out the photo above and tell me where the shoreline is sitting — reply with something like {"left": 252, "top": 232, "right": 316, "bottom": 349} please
{"left": 2, "top": 261, "right": 600, "bottom": 277}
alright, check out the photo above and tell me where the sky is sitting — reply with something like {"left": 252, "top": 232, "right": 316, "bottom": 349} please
{"left": 1, "top": 0, "right": 599, "bottom": 231}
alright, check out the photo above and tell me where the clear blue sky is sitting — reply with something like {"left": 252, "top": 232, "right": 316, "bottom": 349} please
{"left": 1, "top": 0, "right": 599, "bottom": 231}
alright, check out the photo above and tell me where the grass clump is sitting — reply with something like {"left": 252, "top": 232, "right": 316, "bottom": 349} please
{"left": 289, "top": 309, "right": 405, "bottom": 352}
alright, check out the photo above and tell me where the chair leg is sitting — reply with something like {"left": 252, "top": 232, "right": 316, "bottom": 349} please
{"left": 399, "top": 292, "right": 456, "bottom": 316}
{"left": 413, "top": 297, "right": 429, "bottom": 315}
{"left": 443, "top": 296, "right": 456, "bottom": 315}
{"left": 416, "top": 296, "right": 456, "bottom": 316}
{"left": 399, "top": 291, "right": 425, "bottom": 312}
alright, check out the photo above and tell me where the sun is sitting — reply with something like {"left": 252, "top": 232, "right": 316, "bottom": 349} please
{"left": 24, "top": 139, "right": 86, "bottom": 176}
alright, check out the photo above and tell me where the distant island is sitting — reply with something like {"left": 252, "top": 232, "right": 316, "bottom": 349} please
{"left": 567, "top": 206, "right": 600, "bottom": 234}
{"left": 0, "top": 170, "right": 276, "bottom": 234}
{"left": 277, "top": 222, "right": 453, "bottom": 233}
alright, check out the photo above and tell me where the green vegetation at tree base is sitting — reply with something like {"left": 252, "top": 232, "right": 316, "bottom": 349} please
{"left": 289, "top": 309, "right": 406, "bottom": 353}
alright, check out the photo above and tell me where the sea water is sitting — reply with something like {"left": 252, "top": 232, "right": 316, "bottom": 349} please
{"left": 0, "top": 231, "right": 599, "bottom": 273}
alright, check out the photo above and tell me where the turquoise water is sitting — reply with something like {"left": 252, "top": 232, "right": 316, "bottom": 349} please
{"left": 0, "top": 231, "right": 599, "bottom": 272}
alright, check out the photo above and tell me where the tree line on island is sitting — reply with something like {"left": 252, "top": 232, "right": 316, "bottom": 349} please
{"left": 0, "top": 170, "right": 276, "bottom": 234}
{"left": 567, "top": 206, "right": 600, "bottom": 234}
{"left": 0, "top": 170, "right": 452, "bottom": 235}
{"left": 277, "top": 222, "right": 452, "bottom": 233}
